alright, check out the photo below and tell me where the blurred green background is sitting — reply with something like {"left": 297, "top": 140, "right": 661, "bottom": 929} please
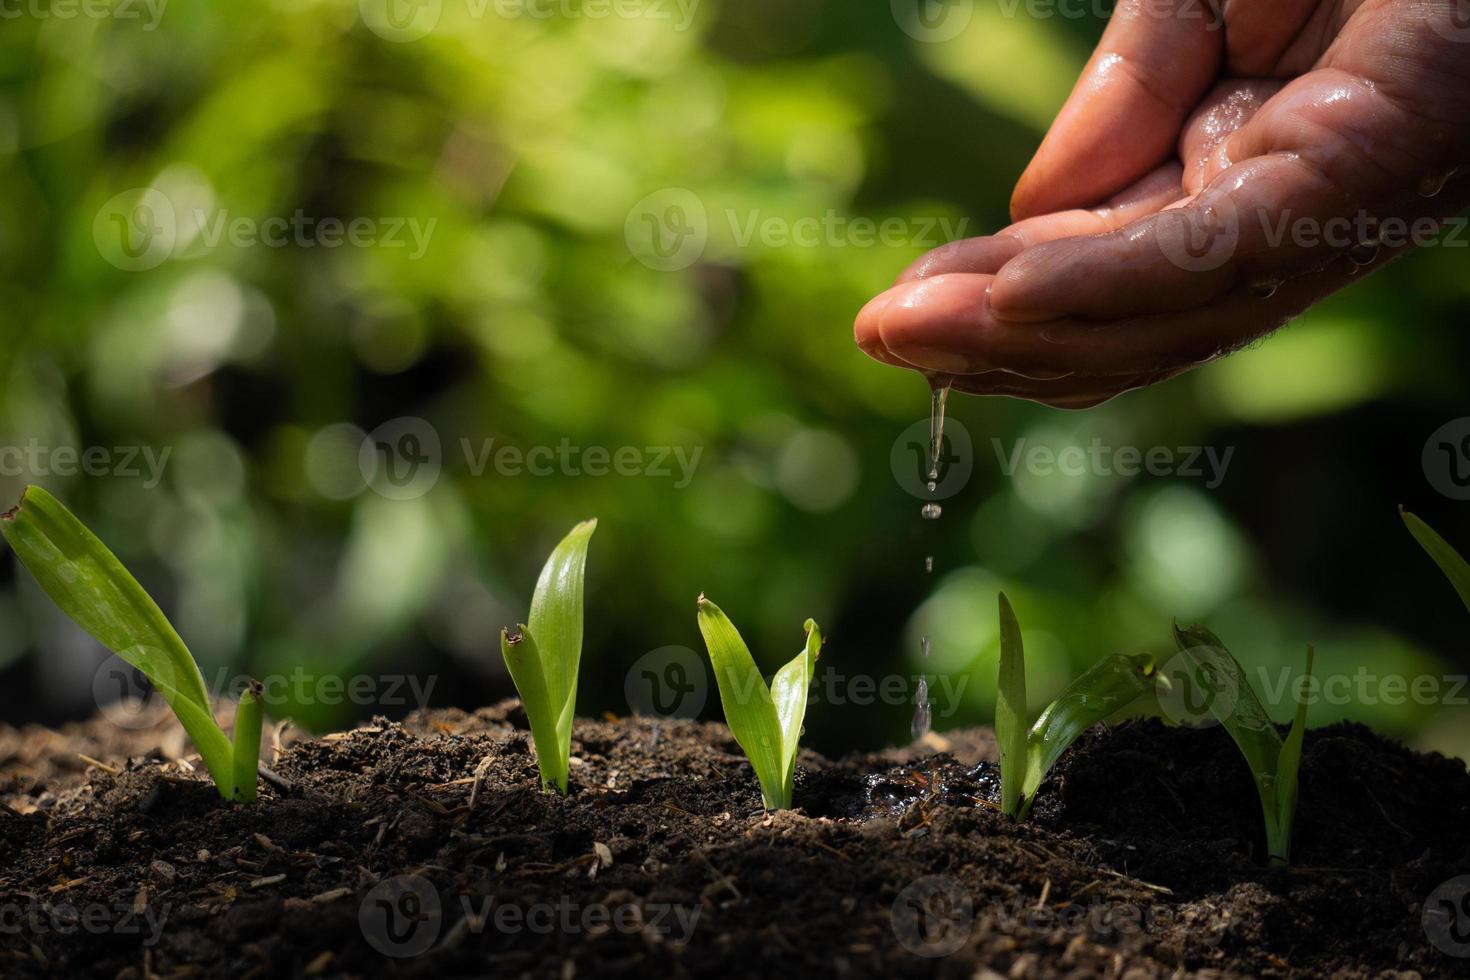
{"left": 2, "top": 0, "right": 1468, "bottom": 760}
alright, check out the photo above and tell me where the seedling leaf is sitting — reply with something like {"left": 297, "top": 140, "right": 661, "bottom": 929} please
{"left": 0, "top": 486, "right": 261, "bottom": 801}
{"left": 996, "top": 594, "right": 1154, "bottom": 820}
{"left": 500, "top": 520, "right": 596, "bottom": 794}
{"left": 232, "top": 682, "right": 264, "bottom": 803}
{"left": 995, "top": 593, "right": 1027, "bottom": 818}
{"left": 1401, "top": 508, "right": 1470, "bottom": 616}
{"left": 1172, "top": 624, "right": 1313, "bottom": 864}
{"left": 501, "top": 627, "right": 567, "bottom": 792}
{"left": 1022, "top": 653, "right": 1155, "bottom": 810}
{"left": 697, "top": 596, "right": 820, "bottom": 810}
{"left": 770, "top": 618, "right": 821, "bottom": 806}
{"left": 530, "top": 519, "right": 597, "bottom": 717}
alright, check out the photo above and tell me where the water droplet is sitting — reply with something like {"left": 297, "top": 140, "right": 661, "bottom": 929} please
{"left": 921, "top": 503, "right": 942, "bottom": 520}
{"left": 1250, "top": 280, "right": 1280, "bottom": 299}
{"left": 926, "top": 480, "right": 937, "bottom": 493}
{"left": 1348, "top": 240, "right": 1380, "bottom": 267}
{"left": 920, "top": 635, "right": 931, "bottom": 659}
{"left": 924, "top": 555, "right": 933, "bottom": 573}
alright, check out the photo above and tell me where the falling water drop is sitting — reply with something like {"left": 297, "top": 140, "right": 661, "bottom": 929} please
{"left": 924, "top": 555, "right": 933, "bottom": 573}
{"left": 921, "top": 503, "right": 942, "bottom": 520}
{"left": 911, "top": 679, "right": 932, "bottom": 741}
{"left": 912, "top": 635, "right": 933, "bottom": 740}
{"left": 927, "top": 381, "right": 950, "bottom": 488}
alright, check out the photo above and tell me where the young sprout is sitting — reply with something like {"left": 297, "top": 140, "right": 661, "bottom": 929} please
{"left": 1169, "top": 624, "right": 1314, "bottom": 866}
{"left": 499, "top": 519, "right": 597, "bottom": 794}
{"left": 1401, "top": 507, "right": 1470, "bottom": 616}
{"left": 695, "top": 595, "right": 821, "bottom": 810}
{"left": 1, "top": 486, "right": 264, "bottom": 801}
{"left": 995, "top": 593, "right": 1156, "bottom": 821}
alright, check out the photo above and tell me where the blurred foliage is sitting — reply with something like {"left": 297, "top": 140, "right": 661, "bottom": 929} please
{"left": 1, "top": 0, "right": 1468, "bottom": 759}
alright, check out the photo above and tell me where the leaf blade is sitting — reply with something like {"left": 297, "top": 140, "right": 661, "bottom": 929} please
{"left": 1402, "top": 508, "right": 1470, "bottom": 617}
{"left": 501, "top": 626, "right": 567, "bottom": 792}
{"left": 1022, "top": 652, "right": 1154, "bottom": 807}
{"left": 528, "top": 518, "right": 597, "bottom": 721}
{"left": 1271, "top": 645, "right": 1315, "bottom": 865}
{"left": 0, "top": 486, "right": 234, "bottom": 794}
{"left": 995, "top": 593, "right": 1028, "bottom": 818}
{"left": 696, "top": 595, "right": 785, "bottom": 808}
{"left": 770, "top": 618, "right": 821, "bottom": 806}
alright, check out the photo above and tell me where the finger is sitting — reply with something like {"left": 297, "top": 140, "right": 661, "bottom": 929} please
{"left": 875, "top": 185, "right": 1467, "bottom": 394}
{"left": 992, "top": 68, "right": 1464, "bottom": 323}
{"left": 896, "top": 163, "right": 1185, "bottom": 284}
{"left": 1178, "top": 79, "right": 1282, "bottom": 195}
{"left": 1010, "top": 0, "right": 1222, "bottom": 220}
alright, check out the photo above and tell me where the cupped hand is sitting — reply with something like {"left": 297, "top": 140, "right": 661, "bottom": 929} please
{"left": 856, "top": 0, "right": 1470, "bottom": 407}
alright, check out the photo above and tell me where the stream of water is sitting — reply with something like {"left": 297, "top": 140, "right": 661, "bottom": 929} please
{"left": 912, "top": 378, "right": 952, "bottom": 741}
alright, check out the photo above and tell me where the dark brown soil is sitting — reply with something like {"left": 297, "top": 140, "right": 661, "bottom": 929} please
{"left": 2, "top": 702, "right": 1468, "bottom": 979}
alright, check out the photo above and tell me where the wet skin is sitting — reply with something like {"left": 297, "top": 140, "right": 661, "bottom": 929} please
{"left": 855, "top": 0, "right": 1470, "bottom": 407}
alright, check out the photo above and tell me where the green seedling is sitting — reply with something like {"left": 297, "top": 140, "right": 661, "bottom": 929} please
{"left": 499, "top": 519, "right": 597, "bottom": 794}
{"left": 1402, "top": 508, "right": 1470, "bottom": 617}
{"left": 1, "top": 486, "right": 263, "bottom": 801}
{"left": 995, "top": 593, "right": 1156, "bottom": 821}
{"left": 695, "top": 595, "right": 821, "bottom": 810}
{"left": 1169, "top": 624, "right": 1313, "bottom": 865}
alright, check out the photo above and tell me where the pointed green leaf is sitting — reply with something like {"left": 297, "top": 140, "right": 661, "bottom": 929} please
{"left": 528, "top": 518, "right": 597, "bottom": 718}
{"left": 501, "top": 626, "right": 567, "bottom": 793}
{"left": 1172, "top": 623, "right": 1282, "bottom": 781}
{"left": 1402, "top": 509, "right": 1470, "bottom": 617}
{"left": 1270, "top": 645, "right": 1314, "bottom": 865}
{"left": 995, "top": 593, "right": 1028, "bottom": 818}
{"left": 231, "top": 681, "right": 264, "bottom": 803}
{"left": 770, "top": 618, "right": 821, "bottom": 806}
{"left": 696, "top": 595, "right": 786, "bottom": 808}
{"left": 1, "top": 486, "right": 235, "bottom": 795}
{"left": 1021, "top": 653, "right": 1154, "bottom": 814}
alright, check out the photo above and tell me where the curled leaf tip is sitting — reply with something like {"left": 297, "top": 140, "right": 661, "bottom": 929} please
{"left": 243, "top": 679, "right": 264, "bottom": 700}
{"left": 504, "top": 628, "right": 524, "bottom": 646}
{"left": 1, "top": 487, "right": 28, "bottom": 522}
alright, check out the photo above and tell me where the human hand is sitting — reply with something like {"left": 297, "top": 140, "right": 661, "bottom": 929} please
{"left": 855, "top": 0, "right": 1470, "bottom": 407}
